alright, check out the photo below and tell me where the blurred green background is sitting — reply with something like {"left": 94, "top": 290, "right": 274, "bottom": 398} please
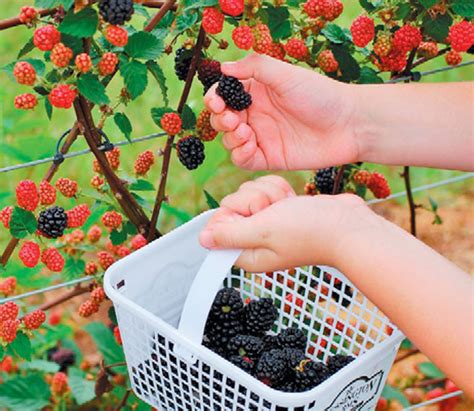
{"left": 0, "top": 0, "right": 473, "bottom": 239}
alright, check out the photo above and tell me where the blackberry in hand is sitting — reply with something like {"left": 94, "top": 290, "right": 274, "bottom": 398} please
{"left": 99, "top": 0, "right": 134, "bottom": 25}
{"left": 209, "top": 287, "right": 244, "bottom": 322}
{"left": 37, "top": 206, "right": 67, "bottom": 238}
{"left": 176, "top": 136, "right": 205, "bottom": 170}
{"left": 244, "top": 298, "right": 278, "bottom": 335}
{"left": 315, "top": 167, "right": 339, "bottom": 194}
{"left": 198, "top": 59, "right": 222, "bottom": 93}
{"left": 326, "top": 354, "right": 355, "bottom": 376}
{"left": 229, "top": 355, "right": 254, "bottom": 374}
{"left": 256, "top": 349, "right": 289, "bottom": 386}
{"left": 276, "top": 328, "right": 307, "bottom": 351}
{"left": 227, "top": 335, "right": 264, "bottom": 361}
{"left": 295, "top": 360, "right": 330, "bottom": 392}
{"left": 216, "top": 76, "right": 252, "bottom": 111}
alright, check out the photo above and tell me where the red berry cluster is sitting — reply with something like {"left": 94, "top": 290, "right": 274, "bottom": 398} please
{"left": 130, "top": 234, "right": 147, "bottom": 250}
{"left": 350, "top": 15, "right": 374, "bottom": 48}
{"left": 303, "top": 0, "right": 343, "bottom": 21}
{"left": 102, "top": 211, "right": 123, "bottom": 229}
{"left": 19, "top": 241, "right": 41, "bottom": 268}
{"left": 98, "top": 251, "right": 115, "bottom": 270}
{"left": 87, "top": 225, "right": 102, "bottom": 243}
{"left": 56, "top": 178, "right": 78, "bottom": 198}
{"left": 202, "top": 7, "right": 225, "bottom": 35}
{"left": 197, "top": 109, "right": 218, "bottom": 142}
{"left": 41, "top": 247, "right": 65, "bottom": 272}
{"left": 14, "top": 94, "right": 38, "bottom": 110}
{"left": 160, "top": 112, "right": 182, "bottom": 135}
{"left": 23, "top": 309, "right": 46, "bottom": 330}
{"left": 66, "top": 204, "right": 91, "bottom": 228}
{"left": 33, "top": 25, "right": 61, "bottom": 51}
{"left": 98, "top": 52, "right": 119, "bottom": 76}
{"left": 0, "top": 277, "right": 16, "bottom": 297}
{"left": 50, "top": 43, "right": 73, "bottom": 68}
{"left": 39, "top": 180, "right": 56, "bottom": 206}
{"left": 284, "top": 38, "right": 309, "bottom": 60}
{"left": 90, "top": 174, "right": 105, "bottom": 191}
{"left": 75, "top": 53, "right": 93, "bottom": 73}
{"left": 51, "top": 372, "right": 69, "bottom": 396}
{"left": 19, "top": 6, "right": 37, "bottom": 25}
{"left": 134, "top": 150, "right": 155, "bottom": 175}
{"left": 13, "top": 62, "right": 36, "bottom": 86}
{"left": 78, "top": 286, "right": 106, "bottom": 318}
{"left": 48, "top": 84, "right": 77, "bottom": 109}
{"left": 16, "top": 180, "right": 39, "bottom": 211}
{"left": 0, "top": 302, "right": 20, "bottom": 344}
{"left": 317, "top": 50, "right": 338, "bottom": 73}
{"left": 352, "top": 170, "right": 390, "bottom": 199}
{"left": 105, "top": 25, "right": 129, "bottom": 47}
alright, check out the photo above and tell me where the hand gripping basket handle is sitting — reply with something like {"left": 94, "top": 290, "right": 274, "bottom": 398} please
{"left": 174, "top": 249, "right": 241, "bottom": 363}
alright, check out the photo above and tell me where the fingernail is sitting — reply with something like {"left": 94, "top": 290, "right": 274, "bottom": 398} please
{"left": 200, "top": 229, "right": 216, "bottom": 248}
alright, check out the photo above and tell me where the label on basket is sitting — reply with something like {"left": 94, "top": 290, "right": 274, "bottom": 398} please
{"left": 325, "top": 371, "right": 384, "bottom": 411}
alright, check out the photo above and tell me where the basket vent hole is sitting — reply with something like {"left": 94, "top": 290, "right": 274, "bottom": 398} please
{"left": 116, "top": 279, "right": 125, "bottom": 289}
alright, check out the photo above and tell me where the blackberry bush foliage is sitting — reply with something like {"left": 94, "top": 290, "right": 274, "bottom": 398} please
{"left": 0, "top": 0, "right": 470, "bottom": 408}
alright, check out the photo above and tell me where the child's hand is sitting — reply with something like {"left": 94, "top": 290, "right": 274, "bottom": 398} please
{"left": 205, "top": 54, "right": 359, "bottom": 171}
{"left": 199, "top": 176, "right": 380, "bottom": 272}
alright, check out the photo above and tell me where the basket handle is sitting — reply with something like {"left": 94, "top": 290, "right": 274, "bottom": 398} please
{"left": 174, "top": 249, "right": 241, "bottom": 362}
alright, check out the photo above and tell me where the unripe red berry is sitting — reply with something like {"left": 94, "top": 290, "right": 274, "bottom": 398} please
{"left": 219, "top": 0, "right": 244, "bottom": 17}
{"left": 0, "top": 277, "right": 16, "bottom": 297}
{"left": 350, "top": 15, "right": 375, "bottom": 48}
{"left": 232, "top": 26, "right": 254, "bottom": 50}
{"left": 48, "top": 84, "right": 77, "bottom": 109}
{"left": 90, "top": 174, "right": 105, "bottom": 190}
{"left": 0, "top": 319, "right": 19, "bottom": 344}
{"left": 66, "top": 204, "right": 91, "bottom": 228}
{"left": 98, "top": 52, "right": 119, "bottom": 76}
{"left": 39, "top": 180, "right": 56, "bottom": 205}
{"left": 14, "top": 93, "right": 38, "bottom": 110}
{"left": 353, "top": 170, "right": 371, "bottom": 186}
{"left": 98, "top": 251, "right": 115, "bottom": 270}
{"left": 102, "top": 211, "right": 122, "bottom": 229}
{"left": 113, "top": 326, "right": 122, "bottom": 345}
{"left": 325, "top": 0, "right": 343, "bottom": 21}
{"left": 48, "top": 310, "right": 62, "bottom": 326}
{"left": 75, "top": 53, "right": 93, "bottom": 73}
{"left": 41, "top": 247, "right": 65, "bottom": 272}
{"left": 0, "top": 356, "right": 14, "bottom": 373}
{"left": 426, "top": 387, "right": 445, "bottom": 400}
{"left": 373, "top": 32, "right": 392, "bottom": 57}
{"left": 417, "top": 41, "right": 438, "bottom": 58}
{"left": 106, "top": 146, "right": 121, "bottom": 170}
{"left": 0, "top": 301, "right": 20, "bottom": 323}
{"left": 448, "top": 21, "right": 474, "bottom": 52}
{"left": 284, "top": 38, "right": 308, "bottom": 60}
{"left": 87, "top": 225, "right": 102, "bottom": 243}
{"left": 91, "top": 286, "right": 106, "bottom": 304}
{"left": 160, "top": 112, "right": 182, "bottom": 135}
{"left": 202, "top": 7, "right": 224, "bottom": 35}
{"left": 19, "top": 6, "right": 38, "bottom": 25}
{"left": 367, "top": 172, "right": 391, "bottom": 199}
{"left": 317, "top": 49, "right": 339, "bottom": 73}
{"left": 253, "top": 24, "right": 272, "bottom": 54}
{"left": 0, "top": 206, "right": 13, "bottom": 229}
{"left": 130, "top": 234, "right": 147, "bottom": 250}
{"left": 50, "top": 43, "right": 73, "bottom": 68}
{"left": 85, "top": 261, "right": 98, "bottom": 275}
{"left": 23, "top": 309, "right": 46, "bottom": 330}
{"left": 51, "top": 372, "right": 69, "bottom": 396}
{"left": 197, "top": 109, "right": 218, "bottom": 142}
{"left": 116, "top": 245, "right": 130, "bottom": 258}
{"left": 266, "top": 42, "right": 286, "bottom": 60}
{"left": 19, "top": 240, "right": 41, "bottom": 268}
{"left": 33, "top": 25, "right": 61, "bottom": 51}
{"left": 134, "top": 150, "right": 155, "bottom": 175}
{"left": 56, "top": 177, "right": 78, "bottom": 198}
{"left": 16, "top": 180, "right": 39, "bottom": 211}
{"left": 105, "top": 25, "right": 129, "bottom": 47}
{"left": 78, "top": 299, "right": 100, "bottom": 318}
{"left": 445, "top": 50, "right": 462, "bottom": 66}
{"left": 13, "top": 61, "right": 36, "bottom": 86}
{"left": 303, "top": 0, "right": 331, "bottom": 19}
{"left": 392, "top": 24, "right": 422, "bottom": 53}
{"left": 380, "top": 49, "right": 407, "bottom": 72}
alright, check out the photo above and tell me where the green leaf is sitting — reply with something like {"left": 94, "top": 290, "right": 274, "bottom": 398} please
{"left": 134, "top": 3, "right": 151, "bottom": 18}
{"left": 125, "top": 32, "right": 163, "bottom": 60}
{"left": 422, "top": 14, "right": 452, "bottom": 42}
{"left": 0, "top": 375, "right": 50, "bottom": 411}
{"left": 381, "top": 385, "right": 409, "bottom": 407}
{"left": 359, "top": 0, "right": 376, "bottom": 12}
{"left": 59, "top": 7, "right": 98, "bottom": 38}
{"left": 151, "top": 106, "right": 173, "bottom": 126}
{"left": 84, "top": 322, "right": 125, "bottom": 366}
{"left": 61, "top": 0, "right": 74, "bottom": 8}
{"left": 428, "top": 196, "right": 438, "bottom": 212}
{"left": 110, "top": 228, "right": 127, "bottom": 246}
{"left": 147, "top": 61, "right": 169, "bottom": 106}
{"left": 45, "top": 99, "right": 53, "bottom": 120}
{"left": 60, "top": 33, "right": 83, "bottom": 55}
{"left": 17, "top": 38, "right": 35, "bottom": 59}
{"left": 77, "top": 73, "right": 110, "bottom": 106}
{"left": 124, "top": 221, "right": 138, "bottom": 235}
{"left": 114, "top": 113, "right": 132, "bottom": 142}
{"left": 418, "top": 0, "right": 437, "bottom": 9}
{"left": 0, "top": 346, "right": 4, "bottom": 361}
{"left": 64, "top": 257, "right": 86, "bottom": 280}
{"left": 9, "top": 207, "right": 37, "bottom": 239}
{"left": 204, "top": 190, "right": 219, "bottom": 209}
{"left": 19, "top": 359, "right": 60, "bottom": 373}
{"left": 181, "top": 104, "right": 197, "bottom": 130}
{"left": 69, "top": 368, "right": 96, "bottom": 405}
{"left": 174, "top": 11, "right": 198, "bottom": 34}
{"left": 395, "top": 3, "right": 411, "bottom": 20}
{"left": 183, "top": 0, "right": 218, "bottom": 11}
{"left": 10, "top": 333, "right": 32, "bottom": 361}
{"left": 358, "top": 67, "right": 384, "bottom": 84}
{"left": 120, "top": 60, "right": 148, "bottom": 100}
{"left": 322, "top": 23, "right": 349, "bottom": 44}
{"left": 35, "top": 0, "right": 61, "bottom": 7}
{"left": 161, "top": 203, "right": 193, "bottom": 225}
{"left": 108, "top": 306, "right": 118, "bottom": 326}
{"left": 451, "top": 0, "right": 474, "bottom": 17}
{"left": 329, "top": 44, "right": 361, "bottom": 82}
{"left": 266, "top": 6, "right": 292, "bottom": 40}
{"left": 418, "top": 362, "right": 445, "bottom": 379}
{"left": 130, "top": 179, "right": 155, "bottom": 191}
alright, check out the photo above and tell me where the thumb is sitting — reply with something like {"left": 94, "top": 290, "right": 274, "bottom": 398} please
{"left": 199, "top": 214, "right": 266, "bottom": 250}
{"left": 221, "top": 53, "right": 293, "bottom": 87}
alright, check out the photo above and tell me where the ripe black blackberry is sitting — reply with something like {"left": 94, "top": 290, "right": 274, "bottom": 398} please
{"left": 276, "top": 328, "right": 307, "bottom": 351}
{"left": 277, "top": 380, "right": 298, "bottom": 393}
{"left": 229, "top": 355, "right": 254, "bottom": 374}
{"left": 326, "top": 354, "right": 355, "bottom": 376}
{"left": 262, "top": 334, "right": 278, "bottom": 351}
{"left": 47, "top": 348, "right": 76, "bottom": 371}
{"left": 294, "top": 360, "right": 330, "bottom": 392}
{"left": 282, "top": 347, "right": 306, "bottom": 369}
{"left": 176, "top": 136, "right": 205, "bottom": 170}
{"left": 216, "top": 76, "right": 252, "bottom": 111}
{"left": 99, "top": 0, "right": 134, "bottom": 25}
{"left": 198, "top": 59, "right": 222, "bottom": 93}
{"left": 244, "top": 298, "right": 278, "bottom": 335}
{"left": 37, "top": 206, "right": 68, "bottom": 238}
{"left": 174, "top": 47, "right": 204, "bottom": 81}
{"left": 204, "top": 318, "right": 244, "bottom": 356}
{"left": 227, "top": 335, "right": 264, "bottom": 361}
{"left": 255, "top": 349, "right": 289, "bottom": 386}
{"left": 315, "top": 167, "right": 339, "bottom": 194}
{"left": 209, "top": 287, "right": 244, "bottom": 322}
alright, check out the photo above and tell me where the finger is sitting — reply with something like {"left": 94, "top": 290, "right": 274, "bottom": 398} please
{"left": 236, "top": 248, "right": 281, "bottom": 273}
{"left": 222, "top": 123, "right": 252, "bottom": 150}
{"left": 204, "top": 85, "right": 226, "bottom": 114}
{"left": 254, "top": 175, "right": 296, "bottom": 197}
{"left": 210, "top": 111, "right": 241, "bottom": 132}
{"left": 221, "top": 187, "right": 272, "bottom": 216}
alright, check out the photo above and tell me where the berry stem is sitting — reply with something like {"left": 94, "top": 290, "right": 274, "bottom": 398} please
{"left": 413, "top": 376, "right": 447, "bottom": 388}
{"left": 0, "top": 8, "right": 56, "bottom": 31}
{"left": 332, "top": 165, "right": 346, "bottom": 195}
{"left": 144, "top": 0, "right": 177, "bottom": 32}
{"left": 394, "top": 347, "right": 420, "bottom": 363}
{"left": 147, "top": 25, "right": 207, "bottom": 242}
{"left": 402, "top": 166, "right": 417, "bottom": 236}
{"left": 114, "top": 388, "right": 132, "bottom": 411}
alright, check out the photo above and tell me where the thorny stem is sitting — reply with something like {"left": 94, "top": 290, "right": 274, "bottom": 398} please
{"left": 114, "top": 389, "right": 132, "bottom": 411}
{"left": 332, "top": 165, "right": 346, "bottom": 195}
{"left": 147, "top": 25, "right": 207, "bottom": 242}
{"left": 0, "top": 8, "right": 57, "bottom": 31}
{"left": 144, "top": 0, "right": 177, "bottom": 32}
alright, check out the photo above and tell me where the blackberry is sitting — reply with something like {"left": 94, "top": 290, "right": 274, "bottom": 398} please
{"left": 315, "top": 167, "right": 339, "bottom": 194}
{"left": 326, "top": 354, "right": 355, "bottom": 376}
{"left": 209, "top": 287, "right": 244, "bottom": 322}
{"left": 204, "top": 318, "right": 244, "bottom": 356}
{"left": 276, "top": 328, "right": 307, "bottom": 351}
{"left": 198, "top": 59, "right": 222, "bottom": 93}
{"left": 229, "top": 355, "right": 254, "bottom": 374}
{"left": 216, "top": 76, "right": 252, "bottom": 111}
{"left": 282, "top": 347, "right": 306, "bottom": 369}
{"left": 256, "top": 349, "right": 289, "bottom": 386}
{"left": 176, "top": 136, "right": 205, "bottom": 170}
{"left": 37, "top": 206, "right": 68, "bottom": 238}
{"left": 262, "top": 334, "right": 278, "bottom": 351}
{"left": 47, "top": 348, "right": 76, "bottom": 371}
{"left": 294, "top": 360, "right": 330, "bottom": 392}
{"left": 227, "top": 335, "right": 264, "bottom": 361}
{"left": 174, "top": 47, "right": 204, "bottom": 81}
{"left": 99, "top": 0, "right": 134, "bottom": 25}
{"left": 276, "top": 380, "right": 298, "bottom": 393}
{"left": 244, "top": 298, "right": 278, "bottom": 335}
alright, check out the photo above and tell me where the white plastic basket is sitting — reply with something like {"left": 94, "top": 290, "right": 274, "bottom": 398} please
{"left": 104, "top": 210, "right": 404, "bottom": 411}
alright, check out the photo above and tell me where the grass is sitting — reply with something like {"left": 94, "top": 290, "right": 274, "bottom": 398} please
{"left": 0, "top": 0, "right": 473, "bottom": 239}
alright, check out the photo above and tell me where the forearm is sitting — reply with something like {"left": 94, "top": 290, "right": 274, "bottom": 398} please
{"left": 333, "top": 216, "right": 474, "bottom": 397}
{"left": 354, "top": 82, "right": 474, "bottom": 170}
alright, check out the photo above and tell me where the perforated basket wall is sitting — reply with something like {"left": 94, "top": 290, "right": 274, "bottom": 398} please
{"left": 105, "top": 213, "right": 403, "bottom": 411}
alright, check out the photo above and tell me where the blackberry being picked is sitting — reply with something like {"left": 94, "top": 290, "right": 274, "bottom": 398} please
{"left": 294, "top": 360, "right": 330, "bottom": 392}
{"left": 176, "top": 136, "right": 205, "bottom": 170}
{"left": 229, "top": 355, "right": 255, "bottom": 374}
{"left": 198, "top": 59, "right": 222, "bottom": 93}
{"left": 37, "top": 206, "right": 68, "bottom": 238}
{"left": 255, "top": 349, "right": 290, "bottom": 386}
{"left": 216, "top": 76, "right": 252, "bottom": 111}
{"left": 276, "top": 328, "right": 307, "bottom": 351}
{"left": 209, "top": 287, "right": 244, "bottom": 322}
{"left": 227, "top": 335, "right": 264, "bottom": 361}
{"left": 99, "top": 0, "right": 134, "bottom": 25}
{"left": 326, "top": 354, "right": 355, "bottom": 376}
{"left": 244, "top": 298, "right": 278, "bottom": 335}
{"left": 315, "top": 167, "right": 339, "bottom": 194}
